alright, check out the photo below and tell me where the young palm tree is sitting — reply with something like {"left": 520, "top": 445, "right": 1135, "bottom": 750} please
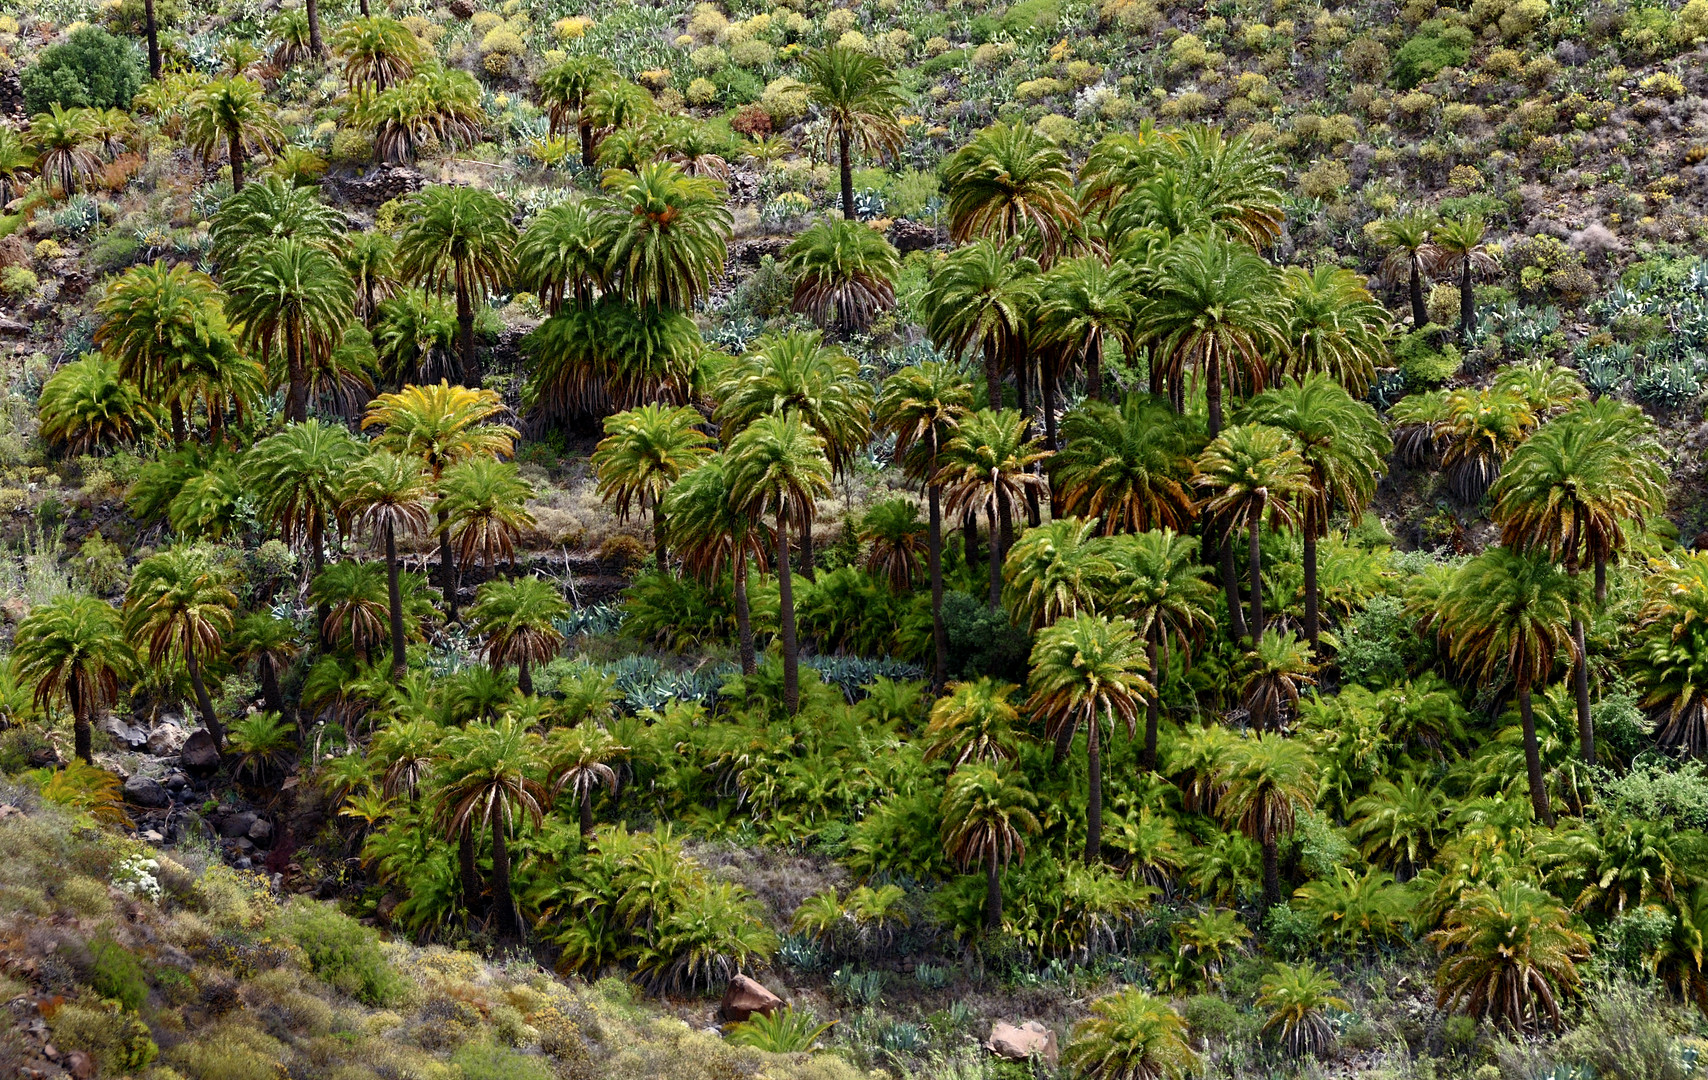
{"left": 246, "top": 419, "right": 362, "bottom": 633}
{"left": 183, "top": 76, "right": 283, "bottom": 189}
{"left": 1002, "top": 516, "right": 1117, "bottom": 632}
{"left": 922, "top": 678, "right": 1023, "bottom": 769}
{"left": 784, "top": 217, "right": 901, "bottom": 334}
{"left": 597, "top": 162, "right": 730, "bottom": 311}
{"left": 355, "top": 65, "right": 485, "bottom": 165}
{"left": 223, "top": 239, "right": 356, "bottom": 422}
{"left": 514, "top": 201, "right": 606, "bottom": 315}
{"left": 1276, "top": 266, "right": 1391, "bottom": 396}
{"left": 859, "top": 498, "right": 928, "bottom": 591}
{"left": 1216, "top": 732, "right": 1318, "bottom": 908}
{"left": 37, "top": 354, "right": 152, "bottom": 456}
{"left": 923, "top": 238, "right": 1039, "bottom": 411}
{"left": 13, "top": 595, "right": 133, "bottom": 765}
{"left": 938, "top": 409, "right": 1051, "bottom": 610}
{"left": 940, "top": 764, "right": 1040, "bottom": 931}
{"left": 591, "top": 403, "right": 713, "bottom": 566}
{"left": 1027, "top": 611, "right": 1153, "bottom": 862}
{"left": 95, "top": 260, "right": 239, "bottom": 442}
{"left": 1051, "top": 394, "right": 1202, "bottom": 536}
{"left": 727, "top": 412, "right": 834, "bottom": 715}
{"left": 1431, "top": 881, "right": 1590, "bottom": 1033}
{"left": 1194, "top": 424, "right": 1311, "bottom": 639}
{"left": 231, "top": 612, "right": 300, "bottom": 728}
{"left": 875, "top": 361, "right": 974, "bottom": 688}
{"left": 436, "top": 458, "right": 535, "bottom": 572}
{"left": 1433, "top": 547, "right": 1584, "bottom": 826}
{"left": 210, "top": 175, "right": 346, "bottom": 267}
{"left": 1241, "top": 628, "right": 1317, "bottom": 731}
{"left": 547, "top": 724, "right": 621, "bottom": 838}
{"left": 942, "top": 120, "right": 1080, "bottom": 261}
{"left": 660, "top": 454, "right": 772, "bottom": 674}
{"left": 1260, "top": 962, "right": 1348, "bottom": 1059}
{"left": 1037, "top": 255, "right": 1140, "bottom": 404}
{"left": 1375, "top": 209, "right": 1442, "bottom": 331}
{"left": 1432, "top": 214, "right": 1498, "bottom": 338}
{"left": 435, "top": 716, "right": 548, "bottom": 942}
{"left": 468, "top": 577, "right": 569, "bottom": 695}
{"left": 125, "top": 545, "right": 239, "bottom": 746}
{"left": 343, "top": 231, "right": 398, "bottom": 328}
{"left": 310, "top": 561, "right": 391, "bottom": 663}
{"left": 799, "top": 44, "right": 905, "bottom": 220}
{"left": 1064, "top": 988, "right": 1198, "bottom": 1080}
{"left": 1107, "top": 528, "right": 1215, "bottom": 769}
{"left": 29, "top": 105, "right": 100, "bottom": 197}
{"left": 332, "top": 16, "right": 426, "bottom": 93}
{"left": 1239, "top": 375, "right": 1391, "bottom": 647}
{"left": 394, "top": 185, "right": 518, "bottom": 385}
{"left": 342, "top": 449, "right": 434, "bottom": 678}
{"left": 536, "top": 55, "right": 616, "bottom": 166}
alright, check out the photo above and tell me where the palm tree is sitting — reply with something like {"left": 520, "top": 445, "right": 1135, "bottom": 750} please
{"left": 1037, "top": 255, "right": 1139, "bottom": 404}
{"left": 1002, "top": 517, "right": 1117, "bottom": 632}
{"left": 536, "top": 55, "right": 615, "bottom": 166}
{"left": 1260, "top": 962, "right": 1348, "bottom": 1059}
{"left": 514, "top": 201, "right": 605, "bottom": 315}
{"left": 124, "top": 545, "right": 238, "bottom": 746}
{"left": 223, "top": 239, "right": 356, "bottom": 423}
{"left": 394, "top": 185, "right": 518, "bottom": 385}
{"left": 923, "top": 239, "right": 1039, "bottom": 411}
{"left": 547, "top": 724, "right": 621, "bottom": 838}
{"left": 29, "top": 105, "right": 100, "bottom": 196}
{"left": 95, "top": 260, "right": 239, "bottom": 443}
{"left": 942, "top": 121, "right": 1080, "bottom": 261}
{"left": 1241, "top": 628, "right": 1317, "bottom": 731}
{"left": 1216, "top": 732, "right": 1318, "bottom": 908}
{"left": 210, "top": 175, "right": 346, "bottom": 267}
{"left": 332, "top": 16, "right": 426, "bottom": 92}
{"left": 923, "top": 678, "right": 1022, "bottom": 770}
{"left": 1027, "top": 612, "right": 1152, "bottom": 862}
{"left": 727, "top": 412, "right": 833, "bottom": 715}
{"left": 436, "top": 458, "right": 535, "bottom": 573}
{"left": 355, "top": 65, "right": 485, "bottom": 165}
{"left": 232, "top": 613, "right": 299, "bottom": 728}
{"left": 1432, "top": 214, "right": 1498, "bottom": 338}
{"left": 1239, "top": 375, "right": 1391, "bottom": 647}
{"left": 1632, "top": 553, "right": 1708, "bottom": 757}
{"left": 660, "top": 454, "right": 772, "bottom": 675}
{"left": 1051, "top": 394, "right": 1201, "bottom": 536}
{"left": 1194, "top": 424, "right": 1311, "bottom": 640}
{"left": 468, "top": 577, "right": 568, "bottom": 695}
{"left": 941, "top": 764, "right": 1040, "bottom": 931}
{"left": 342, "top": 449, "right": 434, "bottom": 678}
{"left": 37, "top": 354, "right": 152, "bottom": 456}
{"left": 436, "top": 716, "right": 548, "bottom": 942}
{"left": 1433, "top": 547, "right": 1585, "bottom": 826}
{"left": 938, "top": 409, "right": 1050, "bottom": 610}
{"left": 801, "top": 44, "right": 905, "bottom": 221}
{"left": 717, "top": 328, "right": 873, "bottom": 460}
{"left": 343, "top": 231, "right": 398, "bottom": 328}
{"left": 183, "top": 76, "right": 283, "bottom": 189}
{"left": 860, "top": 498, "right": 928, "bottom": 591}
{"left": 597, "top": 162, "right": 730, "bottom": 311}
{"left": 875, "top": 362, "right": 974, "bottom": 688}
{"left": 13, "top": 596, "right": 133, "bottom": 765}
{"left": 246, "top": 419, "right": 362, "bottom": 633}
{"left": 310, "top": 561, "right": 390, "bottom": 662}
{"left": 591, "top": 403, "right": 712, "bottom": 566}
{"left": 1276, "top": 266, "right": 1391, "bottom": 396}
{"left": 1134, "top": 233, "right": 1283, "bottom": 437}
{"left": 1375, "top": 209, "right": 1442, "bottom": 331}
{"left": 1431, "top": 881, "right": 1590, "bottom": 1033}
{"left": 1064, "top": 989, "right": 1198, "bottom": 1080}
{"left": 1107, "top": 528, "right": 1215, "bottom": 769}
{"left": 784, "top": 218, "right": 901, "bottom": 334}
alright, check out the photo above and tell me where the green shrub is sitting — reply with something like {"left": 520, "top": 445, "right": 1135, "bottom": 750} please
{"left": 275, "top": 901, "right": 405, "bottom": 1005}
{"left": 1394, "top": 327, "right": 1462, "bottom": 387}
{"left": 88, "top": 935, "right": 148, "bottom": 1010}
{"left": 452, "top": 1042, "right": 558, "bottom": 1080}
{"left": 942, "top": 590, "right": 1031, "bottom": 681}
{"left": 50, "top": 1003, "right": 158, "bottom": 1075}
{"left": 1183, "top": 993, "right": 1250, "bottom": 1044}
{"left": 165, "top": 1022, "right": 284, "bottom": 1080}
{"left": 1390, "top": 22, "right": 1471, "bottom": 89}
{"left": 0, "top": 266, "right": 37, "bottom": 298}
{"left": 21, "top": 27, "right": 144, "bottom": 112}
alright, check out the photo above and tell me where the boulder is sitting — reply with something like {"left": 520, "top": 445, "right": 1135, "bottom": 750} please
{"left": 180, "top": 730, "right": 221, "bottom": 775}
{"left": 887, "top": 218, "right": 940, "bottom": 252}
{"left": 719, "top": 974, "right": 784, "bottom": 1022}
{"left": 147, "top": 722, "right": 188, "bottom": 757}
{"left": 101, "top": 716, "right": 149, "bottom": 751}
{"left": 247, "top": 817, "right": 274, "bottom": 845}
{"left": 219, "top": 811, "right": 258, "bottom": 839}
{"left": 64, "top": 1049, "right": 95, "bottom": 1079}
{"left": 122, "top": 775, "right": 169, "bottom": 809}
{"left": 987, "top": 1021, "right": 1058, "bottom": 1066}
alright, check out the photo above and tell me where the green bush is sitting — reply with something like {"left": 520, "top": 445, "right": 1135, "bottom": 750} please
{"left": 452, "top": 1042, "right": 558, "bottom": 1080}
{"left": 275, "top": 901, "right": 405, "bottom": 1005}
{"left": 0, "top": 266, "right": 37, "bottom": 298}
{"left": 88, "top": 935, "right": 148, "bottom": 1010}
{"left": 942, "top": 590, "right": 1031, "bottom": 681}
{"left": 1394, "top": 327, "right": 1462, "bottom": 387}
{"left": 1390, "top": 22, "right": 1471, "bottom": 89}
{"left": 21, "top": 27, "right": 144, "bottom": 112}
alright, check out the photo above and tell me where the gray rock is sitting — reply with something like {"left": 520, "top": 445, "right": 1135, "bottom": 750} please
{"left": 247, "top": 818, "right": 274, "bottom": 845}
{"left": 180, "top": 730, "right": 220, "bottom": 775}
{"left": 122, "top": 775, "right": 169, "bottom": 809}
{"left": 147, "top": 722, "right": 188, "bottom": 756}
{"left": 218, "top": 811, "right": 257, "bottom": 838}
{"left": 101, "top": 716, "right": 149, "bottom": 751}
{"left": 163, "top": 772, "right": 188, "bottom": 791}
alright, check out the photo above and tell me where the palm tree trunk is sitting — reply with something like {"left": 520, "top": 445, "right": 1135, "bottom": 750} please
{"left": 983, "top": 343, "right": 1002, "bottom": 411}
{"left": 1087, "top": 337, "right": 1103, "bottom": 402}
{"left": 799, "top": 521, "right": 815, "bottom": 582}
{"left": 227, "top": 123, "right": 245, "bottom": 189}
{"left": 186, "top": 649, "right": 223, "bottom": 747}
{"left": 579, "top": 120, "right": 596, "bottom": 170}
{"left": 438, "top": 508, "right": 459, "bottom": 622}
{"left": 171, "top": 401, "right": 186, "bottom": 444}
{"left": 928, "top": 483, "right": 947, "bottom": 692}
{"left": 986, "top": 506, "right": 1002, "bottom": 611}
{"left": 778, "top": 515, "right": 800, "bottom": 715}
{"left": 385, "top": 521, "right": 406, "bottom": 679}
{"left": 838, "top": 128, "right": 855, "bottom": 221}
{"left": 70, "top": 680, "right": 91, "bottom": 765}
{"left": 311, "top": 512, "right": 330, "bottom": 648}
{"left": 490, "top": 817, "right": 520, "bottom": 943}
{"left": 1459, "top": 255, "right": 1475, "bottom": 338}
{"left": 1206, "top": 354, "right": 1224, "bottom": 437}
{"left": 306, "top": 0, "right": 323, "bottom": 54}
{"left": 1303, "top": 523, "right": 1320, "bottom": 649}
{"left": 456, "top": 282, "right": 480, "bottom": 387}
{"left": 1595, "top": 554, "right": 1607, "bottom": 605}
{"left": 1247, "top": 511, "right": 1265, "bottom": 639}
{"left": 1220, "top": 536, "right": 1248, "bottom": 640}
{"left": 963, "top": 510, "right": 980, "bottom": 567}
{"left": 1143, "top": 628, "right": 1160, "bottom": 771}
{"left": 580, "top": 787, "right": 593, "bottom": 839}
{"left": 652, "top": 501, "right": 667, "bottom": 567}
{"left": 1572, "top": 616, "right": 1594, "bottom": 764}
{"left": 259, "top": 656, "right": 287, "bottom": 727}
{"left": 1261, "top": 835, "right": 1281, "bottom": 908}
{"left": 1409, "top": 258, "right": 1427, "bottom": 331}
{"left": 517, "top": 658, "right": 532, "bottom": 695}
{"left": 285, "top": 334, "right": 308, "bottom": 423}
{"left": 734, "top": 551, "right": 756, "bottom": 676}
{"left": 1085, "top": 713, "right": 1102, "bottom": 863}
{"left": 1042, "top": 353, "right": 1059, "bottom": 451}
{"left": 985, "top": 860, "right": 1002, "bottom": 931}
{"left": 143, "top": 0, "right": 161, "bottom": 78}
{"left": 997, "top": 493, "right": 1013, "bottom": 558}
{"left": 458, "top": 825, "right": 483, "bottom": 921}
{"left": 1518, "top": 685, "right": 1555, "bottom": 827}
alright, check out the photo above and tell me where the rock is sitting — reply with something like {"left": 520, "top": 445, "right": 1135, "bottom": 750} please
{"left": 147, "top": 722, "right": 188, "bottom": 756}
{"left": 64, "top": 1049, "right": 95, "bottom": 1079}
{"left": 887, "top": 218, "right": 940, "bottom": 252}
{"left": 122, "top": 775, "right": 169, "bottom": 809}
{"left": 180, "top": 730, "right": 221, "bottom": 775}
{"left": 219, "top": 811, "right": 257, "bottom": 839}
{"left": 987, "top": 1021, "right": 1058, "bottom": 1066}
{"left": 247, "top": 818, "right": 274, "bottom": 845}
{"left": 0, "top": 804, "right": 22, "bottom": 820}
{"left": 719, "top": 974, "right": 784, "bottom": 1022}
{"left": 332, "top": 165, "right": 425, "bottom": 207}
{"left": 141, "top": 830, "right": 164, "bottom": 843}
{"left": 376, "top": 893, "right": 401, "bottom": 924}
{"left": 101, "top": 716, "right": 149, "bottom": 751}
{"left": 163, "top": 772, "right": 188, "bottom": 791}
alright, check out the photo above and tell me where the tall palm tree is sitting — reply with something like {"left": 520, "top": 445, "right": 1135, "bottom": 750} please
{"left": 1276, "top": 266, "right": 1391, "bottom": 396}
{"left": 436, "top": 458, "right": 535, "bottom": 572}
{"left": 875, "top": 362, "right": 974, "bottom": 688}
{"left": 1489, "top": 400, "right": 1666, "bottom": 763}
{"left": 1002, "top": 516, "right": 1117, "bottom": 632}
{"left": 1051, "top": 394, "right": 1202, "bottom": 536}
{"left": 1037, "top": 255, "right": 1139, "bottom": 404}
{"left": 468, "top": 577, "right": 568, "bottom": 695}
{"left": 1432, "top": 548, "right": 1584, "bottom": 826}
{"left": 941, "top": 764, "right": 1040, "bottom": 931}
{"left": 1194, "top": 424, "right": 1311, "bottom": 640}
{"left": 332, "top": 16, "right": 426, "bottom": 92}
{"left": 938, "top": 409, "right": 1051, "bottom": 610}
{"left": 941, "top": 121, "right": 1080, "bottom": 262}
{"left": 514, "top": 201, "right": 606, "bottom": 315}
{"left": 223, "top": 239, "right": 356, "bottom": 423}
{"left": 597, "top": 162, "right": 730, "bottom": 312}
{"left": 1431, "top": 215, "right": 1498, "bottom": 338}
{"left": 95, "top": 260, "right": 241, "bottom": 443}
{"left": 536, "top": 55, "right": 615, "bottom": 166}
{"left": 727, "top": 412, "right": 833, "bottom": 714}
{"left": 394, "top": 185, "right": 518, "bottom": 385}
{"left": 660, "top": 454, "right": 771, "bottom": 674}
{"left": 1239, "top": 375, "right": 1391, "bottom": 647}
{"left": 592, "top": 403, "right": 713, "bottom": 566}
{"left": 436, "top": 716, "right": 547, "bottom": 942}
{"left": 1064, "top": 989, "right": 1198, "bottom": 1080}
{"left": 784, "top": 217, "right": 901, "bottom": 334}
{"left": 125, "top": 545, "right": 239, "bottom": 746}
{"left": 183, "top": 76, "right": 283, "bottom": 189}
{"left": 1107, "top": 528, "right": 1215, "bottom": 770}
{"left": 1216, "top": 732, "right": 1318, "bottom": 908}
{"left": 1631, "top": 554, "right": 1708, "bottom": 757}
{"left": 547, "top": 725, "right": 621, "bottom": 839}
{"left": 923, "top": 239, "right": 1039, "bottom": 411}
{"left": 342, "top": 449, "right": 434, "bottom": 678}
{"left": 1431, "top": 882, "right": 1590, "bottom": 1033}
{"left": 923, "top": 678, "right": 1023, "bottom": 770}
{"left": 1375, "top": 209, "right": 1441, "bottom": 331}
{"left": 1027, "top": 611, "right": 1152, "bottom": 862}
{"left": 800, "top": 44, "right": 905, "bottom": 221}
{"left": 246, "top": 419, "right": 362, "bottom": 634}
{"left": 13, "top": 596, "right": 133, "bottom": 765}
